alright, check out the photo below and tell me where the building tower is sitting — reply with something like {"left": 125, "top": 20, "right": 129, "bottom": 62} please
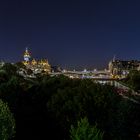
{"left": 24, "top": 48, "right": 31, "bottom": 62}
{"left": 113, "top": 55, "right": 116, "bottom": 62}
{"left": 108, "top": 55, "right": 116, "bottom": 74}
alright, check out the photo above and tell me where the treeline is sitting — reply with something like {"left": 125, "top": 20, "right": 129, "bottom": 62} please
{"left": 0, "top": 63, "right": 140, "bottom": 140}
{"left": 123, "top": 70, "right": 140, "bottom": 92}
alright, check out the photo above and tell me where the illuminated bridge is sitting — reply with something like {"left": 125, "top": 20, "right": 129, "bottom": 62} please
{"left": 51, "top": 70, "right": 118, "bottom": 80}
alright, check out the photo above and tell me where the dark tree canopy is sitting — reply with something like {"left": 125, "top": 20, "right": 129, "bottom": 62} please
{"left": 0, "top": 99, "right": 15, "bottom": 140}
{"left": 70, "top": 117, "right": 103, "bottom": 140}
{"left": 0, "top": 64, "right": 139, "bottom": 140}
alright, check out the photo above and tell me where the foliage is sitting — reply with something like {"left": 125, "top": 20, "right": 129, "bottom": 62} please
{"left": 15, "top": 62, "right": 26, "bottom": 69}
{"left": 0, "top": 66, "right": 139, "bottom": 140}
{"left": 1, "top": 63, "right": 18, "bottom": 76}
{"left": 0, "top": 70, "right": 8, "bottom": 83}
{"left": 0, "top": 99, "right": 15, "bottom": 140}
{"left": 70, "top": 117, "right": 103, "bottom": 140}
{"left": 125, "top": 70, "right": 140, "bottom": 91}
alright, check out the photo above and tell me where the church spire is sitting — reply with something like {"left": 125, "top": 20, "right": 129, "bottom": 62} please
{"left": 24, "top": 47, "right": 31, "bottom": 62}
{"left": 113, "top": 55, "right": 116, "bottom": 62}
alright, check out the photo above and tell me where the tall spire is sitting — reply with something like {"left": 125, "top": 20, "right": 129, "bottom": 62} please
{"left": 113, "top": 55, "right": 116, "bottom": 62}
{"left": 24, "top": 47, "right": 31, "bottom": 62}
{"left": 25, "top": 47, "right": 28, "bottom": 53}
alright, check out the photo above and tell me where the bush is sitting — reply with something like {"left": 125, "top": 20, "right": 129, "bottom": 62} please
{"left": 0, "top": 99, "right": 15, "bottom": 140}
{"left": 70, "top": 117, "right": 103, "bottom": 140}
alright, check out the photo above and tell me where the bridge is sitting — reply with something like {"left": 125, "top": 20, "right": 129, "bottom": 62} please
{"left": 64, "top": 70, "right": 110, "bottom": 75}
{"left": 51, "top": 70, "right": 119, "bottom": 80}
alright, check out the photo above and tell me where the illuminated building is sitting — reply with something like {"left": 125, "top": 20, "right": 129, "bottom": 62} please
{"left": 24, "top": 48, "right": 31, "bottom": 62}
{"left": 109, "top": 58, "right": 140, "bottom": 77}
{"left": 23, "top": 48, "right": 51, "bottom": 74}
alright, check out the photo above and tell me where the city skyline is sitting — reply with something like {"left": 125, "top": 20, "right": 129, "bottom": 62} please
{"left": 0, "top": 0, "right": 140, "bottom": 69}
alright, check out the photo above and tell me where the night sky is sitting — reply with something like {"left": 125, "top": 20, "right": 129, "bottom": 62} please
{"left": 0, "top": 0, "right": 140, "bottom": 70}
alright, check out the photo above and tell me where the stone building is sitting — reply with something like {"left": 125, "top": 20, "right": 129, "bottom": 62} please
{"left": 109, "top": 58, "right": 140, "bottom": 77}
{"left": 23, "top": 48, "right": 51, "bottom": 74}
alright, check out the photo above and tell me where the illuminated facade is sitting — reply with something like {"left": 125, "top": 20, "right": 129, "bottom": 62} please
{"left": 23, "top": 48, "right": 51, "bottom": 74}
{"left": 109, "top": 59, "right": 140, "bottom": 77}
{"left": 24, "top": 48, "right": 31, "bottom": 62}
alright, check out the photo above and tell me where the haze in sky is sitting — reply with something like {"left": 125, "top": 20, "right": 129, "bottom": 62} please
{"left": 0, "top": 0, "right": 140, "bottom": 70}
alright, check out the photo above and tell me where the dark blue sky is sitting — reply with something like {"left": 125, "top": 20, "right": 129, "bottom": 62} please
{"left": 0, "top": 0, "right": 140, "bottom": 70}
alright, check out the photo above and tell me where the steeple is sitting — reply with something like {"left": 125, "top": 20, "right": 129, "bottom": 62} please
{"left": 113, "top": 55, "right": 116, "bottom": 62}
{"left": 24, "top": 47, "right": 31, "bottom": 62}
